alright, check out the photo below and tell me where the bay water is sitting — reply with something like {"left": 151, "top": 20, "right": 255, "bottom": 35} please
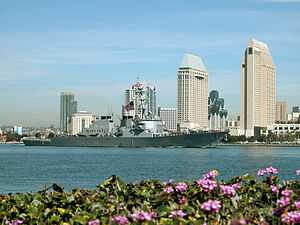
{"left": 0, "top": 144, "right": 299, "bottom": 193}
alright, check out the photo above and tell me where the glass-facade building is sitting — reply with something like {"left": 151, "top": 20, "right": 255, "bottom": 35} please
{"left": 60, "top": 92, "right": 78, "bottom": 133}
{"left": 208, "top": 90, "right": 228, "bottom": 130}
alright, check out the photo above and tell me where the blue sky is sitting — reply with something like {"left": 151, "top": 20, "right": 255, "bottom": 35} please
{"left": 0, "top": 0, "right": 299, "bottom": 127}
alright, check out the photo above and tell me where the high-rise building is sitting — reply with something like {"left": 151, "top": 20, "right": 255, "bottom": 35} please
{"left": 275, "top": 101, "right": 288, "bottom": 122}
{"left": 292, "top": 106, "right": 299, "bottom": 113}
{"left": 158, "top": 107, "right": 177, "bottom": 131}
{"left": 240, "top": 39, "right": 276, "bottom": 137}
{"left": 60, "top": 92, "right": 78, "bottom": 133}
{"left": 177, "top": 53, "right": 208, "bottom": 131}
{"left": 122, "top": 81, "right": 156, "bottom": 119}
{"left": 208, "top": 90, "right": 228, "bottom": 130}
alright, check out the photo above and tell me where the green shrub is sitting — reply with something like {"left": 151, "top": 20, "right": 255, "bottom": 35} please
{"left": 1, "top": 168, "right": 300, "bottom": 225}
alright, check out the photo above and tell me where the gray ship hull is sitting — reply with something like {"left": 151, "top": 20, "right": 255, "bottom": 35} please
{"left": 23, "top": 131, "right": 226, "bottom": 148}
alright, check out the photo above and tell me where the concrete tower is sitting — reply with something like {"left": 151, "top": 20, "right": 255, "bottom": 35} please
{"left": 177, "top": 53, "right": 208, "bottom": 131}
{"left": 240, "top": 39, "right": 276, "bottom": 137}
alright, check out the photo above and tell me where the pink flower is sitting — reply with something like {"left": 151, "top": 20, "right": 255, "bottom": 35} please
{"left": 131, "top": 211, "right": 156, "bottom": 222}
{"left": 257, "top": 166, "right": 278, "bottom": 176}
{"left": 175, "top": 182, "right": 188, "bottom": 193}
{"left": 220, "top": 185, "right": 236, "bottom": 197}
{"left": 111, "top": 215, "right": 129, "bottom": 225}
{"left": 8, "top": 220, "right": 23, "bottom": 225}
{"left": 295, "top": 201, "right": 300, "bottom": 209}
{"left": 277, "top": 197, "right": 291, "bottom": 207}
{"left": 203, "top": 170, "right": 219, "bottom": 179}
{"left": 163, "top": 186, "right": 174, "bottom": 194}
{"left": 271, "top": 185, "right": 279, "bottom": 194}
{"left": 282, "top": 189, "right": 293, "bottom": 197}
{"left": 88, "top": 219, "right": 100, "bottom": 225}
{"left": 169, "top": 210, "right": 187, "bottom": 218}
{"left": 281, "top": 211, "right": 300, "bottom": 224}
{"left": 257, "top": 169, "right": 266, "bottom": 176}
{"left": 201, "top": 200, "right": 221, "bottom": 213}
{"left": 196, "top": 178, "right": 217, "bottom": 192}
{"left": 296, "top": 170, "right": 300, "bottom": 176}
{"left": 232, "top": 183, "right": 241, "bottom": 190}
{"left": 266, "top": 166, "right": 278, "bottom": 175}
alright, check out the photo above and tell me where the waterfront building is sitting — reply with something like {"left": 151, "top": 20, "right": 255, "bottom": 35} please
{"left": 275, "top": 101, "right": 288, "bottom": 122}
{"left": 288, "top": 112, "right": 300, "bottom": 123}
{"left": 13, "top": 126, "right": 22, "bottom": 136}
{"left": 158, "top": 107, "right": 177, "bottom": 131}
{"left": 208, "top": 90, "right": 228, "bottom": 131}
{"left": 69, "top": 111, "right": 95, "bottom": 135}
{"left": 177, "top": 53, "right": 208, "bottom": 131}
{"left": 60, "top": 92, "right": 78, "bottom": 133}
{"left": 240, "top": 39, "right": 276, "bottom": 137}
{"left": 122, "top": 81, "right": 157, "bottom": 119}
{"left": 266, "top": 123, "right": 300, "bottom": 135}
{"left": 226, "top": 118, "right": 243, "bottom": 136}
{"left": 287, "top": 106, "right": 300, "bottom": 123}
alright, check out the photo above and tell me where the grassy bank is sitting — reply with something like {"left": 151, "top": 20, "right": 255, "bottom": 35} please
{"left": 1, "top": 168, "right": 300, "bottom": 225}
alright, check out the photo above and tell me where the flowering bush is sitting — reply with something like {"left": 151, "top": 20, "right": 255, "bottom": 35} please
{"left": 0, "top": 168, "right": 300, "bottom": 224}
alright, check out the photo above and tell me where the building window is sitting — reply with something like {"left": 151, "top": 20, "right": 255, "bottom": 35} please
{"left": 248, "top": 47, "right": 253, "bottom": 55}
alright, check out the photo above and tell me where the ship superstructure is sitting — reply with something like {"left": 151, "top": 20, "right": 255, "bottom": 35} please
{"left": 122, "top": 81, "right": 157, "bottom": 120}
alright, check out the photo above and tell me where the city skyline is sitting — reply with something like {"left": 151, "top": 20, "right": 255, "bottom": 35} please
{"left": 0, "top": 0, "right": 300, "bottom": 127}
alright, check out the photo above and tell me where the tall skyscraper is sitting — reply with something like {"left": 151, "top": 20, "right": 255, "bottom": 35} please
{"left": 177, "top": 53, "right": 208, "bottom": 131}
{"left": 208, "top": 90, "right": 228, "bottom": 130}
{"left": 60, "top": 92, "right": 78, "bottom": 133}
{"left": 240, "top": 39, "right": 276, "bottom": 137}
{"left": 122, "top": 81, "right": 157, "bottom": 119}
{"left": 276, "top": 101, "right": 288, "bottom": 122}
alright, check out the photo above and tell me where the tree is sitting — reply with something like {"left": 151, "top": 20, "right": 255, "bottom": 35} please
{"left": 257, "top": 135, "right": 266, "bottom": 142}
{"left": 225, "top": 134, "right": 246, "bottom": 143}
{"left": 5, "top": 132, "right": 21, "bottom": 142}
{"left": 247, "top": 136, "right": 255, "bottom": 142}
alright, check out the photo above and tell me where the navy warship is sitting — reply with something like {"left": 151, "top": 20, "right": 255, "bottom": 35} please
{"left": 23, "top": 79, "right": 227, "bottom": 148}
{"left": 23, "top": 116, "right": 227, "bottom": 148}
